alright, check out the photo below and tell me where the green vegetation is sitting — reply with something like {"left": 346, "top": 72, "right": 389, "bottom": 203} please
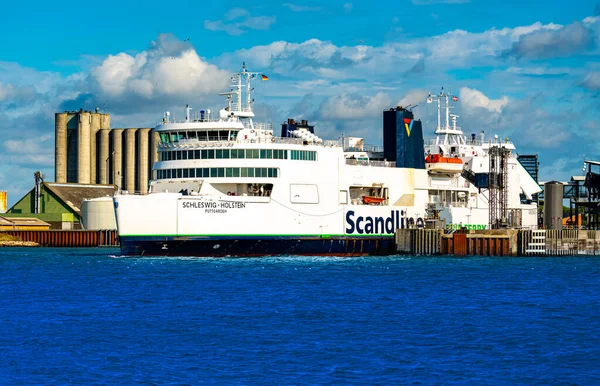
{"left": 0, "top": 233, "right": 20, "bottom": 242}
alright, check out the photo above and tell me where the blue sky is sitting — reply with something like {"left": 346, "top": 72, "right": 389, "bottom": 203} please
{"left": 1, "top": 0, "right": 600, "bottom": 206}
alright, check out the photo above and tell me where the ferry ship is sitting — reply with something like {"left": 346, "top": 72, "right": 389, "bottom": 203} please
{"left": 113, "top": 64, "right": 541, "bottom": 256}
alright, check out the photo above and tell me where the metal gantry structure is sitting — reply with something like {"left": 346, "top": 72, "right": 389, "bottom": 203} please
{"left": 488, "top": 146, "right": 510, "bottom": 229}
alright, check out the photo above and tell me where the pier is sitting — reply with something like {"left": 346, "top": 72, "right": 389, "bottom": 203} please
{"left": 0, "top": 230, "right": 119, "bottom": 247}
{"left": 395, "top": 228, "right": 600, "bottom": 256}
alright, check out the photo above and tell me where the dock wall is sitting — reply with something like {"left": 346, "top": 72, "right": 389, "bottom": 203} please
{"left": 396, "top": 229, "right": 600, "bottom": 256}
{"left": 0, "top": 230, "right": 119, "bottom": 247}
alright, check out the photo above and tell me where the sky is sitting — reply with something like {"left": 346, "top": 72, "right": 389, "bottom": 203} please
{"left": 1, "top": 0, "right": 599, "bottom": 207}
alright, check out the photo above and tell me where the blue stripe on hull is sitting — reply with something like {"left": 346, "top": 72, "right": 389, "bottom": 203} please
{"left": 119, "top": 236, "right": 396, "bottom": 257}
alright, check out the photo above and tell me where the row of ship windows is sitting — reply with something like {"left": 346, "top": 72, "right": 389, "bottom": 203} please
{"left": 159, "top": 131, "right": 236, "bottom": 143}
{"left": 157, "top": 167, "right": 280, "bottom": 179}
{"left": 160, "top": 149, "right": 317, "bottom": 161}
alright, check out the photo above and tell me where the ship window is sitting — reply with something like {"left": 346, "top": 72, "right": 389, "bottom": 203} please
{"left": 284, "top": 150, "right": 288, "bottom": 159}
{"left": 267, "top": 168, "right": 273, "bottom": 178}
{"left": 251, "top": 149, "right": 260, "bottom": 159}
{"left": 183, "top": 169, "right": 189, "bottom": 178}
{"left": 210, "top": 168, "right": 217, "bottom": 177}
{"left": 226, "top": 167, "right": 233, "bottom": 177}
{"left": 267, "top": 149, "right": 273, "bottom": 159}
{"left": 177, "top": 169, "right": 183, "bottom": 178}
{"left": 194, "top": 150, "right": 200, "bottom": 159}
{"left": 248, "top": 168, "right": 255, "bottom": 177}
{"left": 218, "top": 168, "right": 225, "bottom": 177}
{"left": 201, "top": 149, "right": 207, "bottom": 159}
{"left": 218, "top": 130, "right": 229, "bottom": 140}
{"left": 170, "top": 133, "right": 178, "bottom": 142}
{"left": 260, "top": 149, "right": 267, "bottom": 159}
{"left": 196, "top": 168, "right": 202, "bottom": 177}
{"left": 203, "top": 168, "right": 209, "bottom": 178}
{"left": 182, "top": 151, "right": 188, "bottom": 160}
{"left": 178, "top": 132, "right": 185, "bottom": 141}
{"left": 208, "top": 131, "right": 219, "bottom": 141}
{"left": 208, "top": 149, "right": 215, "bottom": 159}
{"left": 231, "top": 149, "right": 239, "bottom": 159}
{"left": 190, "top": 168, "right": 196, "bottom": 178}
{"left": 216, "top": 149, "right": 223, "bottom": 159}
{"left": 222, "top": 149, "right": 230, "bottom": 159}
{"left": 241, "top": 168, "right": 248, "bottom": 177}
{"left": 233, "top": 168, "right": 240, "bottom": 177}
{"left": 188, "top": 131, "right": 197, "bottom": 140}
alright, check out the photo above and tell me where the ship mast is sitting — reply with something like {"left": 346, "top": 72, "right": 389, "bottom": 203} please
{"left": 219, "top": 63, "right": 266, "bottom": 124}
{"left": 428, "top": 88, "right": 461, "bottom": 146}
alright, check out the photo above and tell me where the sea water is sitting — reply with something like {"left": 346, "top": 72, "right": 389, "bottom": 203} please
{"left": 1, "top": 248, "right": 599, "bottom": 384}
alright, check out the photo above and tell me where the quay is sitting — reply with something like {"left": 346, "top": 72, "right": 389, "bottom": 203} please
{"left": 395, "top": 228, "right": 600, "bottom": 257}
{"left": 0, "top": 230, "right": 119, "bottom": 247}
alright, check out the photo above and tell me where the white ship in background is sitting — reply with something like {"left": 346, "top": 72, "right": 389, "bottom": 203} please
{"left": 113, "top": 64, "right": 541, "bottom": 256}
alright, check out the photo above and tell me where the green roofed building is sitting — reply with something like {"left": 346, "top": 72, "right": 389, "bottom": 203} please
{"left": 4, "top": 183, "right": 117, "bottom": 229}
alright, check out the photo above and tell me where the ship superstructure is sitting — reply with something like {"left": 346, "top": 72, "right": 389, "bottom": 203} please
{"left": 113, "top": 66, "right": 541, "bottom": 256}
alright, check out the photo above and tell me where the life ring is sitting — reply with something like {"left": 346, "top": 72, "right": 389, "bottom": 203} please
{"left": 251, "top": 130, "right": 255, "bottom": 133}
{"left": 271, "top": 137, "right": 275, "bottom": 143}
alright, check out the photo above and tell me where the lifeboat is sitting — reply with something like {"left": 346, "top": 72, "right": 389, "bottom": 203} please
{"left": 425, "top": 154, "right": 463, "bottom": 174}
{"left": 362, "top": 196, "right": 385, "bottom": 205}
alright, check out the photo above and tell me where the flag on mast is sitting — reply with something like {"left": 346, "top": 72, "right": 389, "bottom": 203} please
{"left": 427, "top": 97, "right": 433, "bottom": 103}
{"left": 452, "top": 95, "right": 459, "bottom": 102}
{"left": 261, "top": 74, "right": 269, "bottom": 81}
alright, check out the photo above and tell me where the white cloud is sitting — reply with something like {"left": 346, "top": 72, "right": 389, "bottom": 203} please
{"left": 509, "top": 21, "right": 593, "bottom": 59}
{"left": 89, "top": 34, "right": 229, "bottom": 103}
{"left": 320, "top": 92, "right": 391, "bottom": 120}
{"left": 459, "top": 87, "right": 508, "bottom": 113}
{"left": 505, "top": 66, "right": 571, "bottom": 76}
{"left": 582, "top": 71, "right": 600, "bottom": 90}
{"left": 219, "top": 20, "right": 569, "bottom": 80}
{"left": 282, "top": 3, "right": 321, "bottom": 12}
{"left": 396, "top": 89, "right": 430, "bottom": 107}
{"left": 204, "top": 8, "right": 276, "bottom": 36}
{"left": 583, "top": 16, "right": 600, "bottom": 24}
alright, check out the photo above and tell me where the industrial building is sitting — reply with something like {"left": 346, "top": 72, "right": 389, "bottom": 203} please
{"left": 54, "top": 109, "right": 158, "bottom": 194}
{"left": 0, "top": 216, "right": 50, "bottom": 231}
{"left": 4, "top": 180, "right": 117, "bottom": 229}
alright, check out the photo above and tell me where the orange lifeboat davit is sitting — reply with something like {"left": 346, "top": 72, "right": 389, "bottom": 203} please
{"left": 425, "top": 154, "right": 464, "bottom": 174}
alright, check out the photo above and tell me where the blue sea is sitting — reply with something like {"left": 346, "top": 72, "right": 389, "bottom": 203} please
{"left": 1, "top": 248, "right": 599, "bottom": 384}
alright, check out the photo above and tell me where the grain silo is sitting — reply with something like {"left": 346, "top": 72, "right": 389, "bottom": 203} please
{"left": 544, "top": 181, "right": 563, "bottom": 230}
